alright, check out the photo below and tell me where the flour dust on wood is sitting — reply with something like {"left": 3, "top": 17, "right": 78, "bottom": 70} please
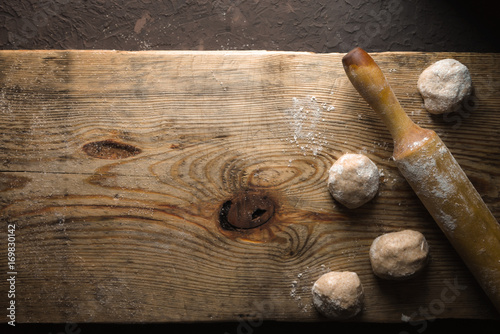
{"left": 285, "top": 96, "right": 335, "bottom": 156}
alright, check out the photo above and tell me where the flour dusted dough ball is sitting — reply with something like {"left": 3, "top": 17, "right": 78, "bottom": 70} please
{"left": 327, "top": 153, "right": 379, "bottom": 209}
{"left": 370, "top": 230, "right": 430, "bottom": 280}
{"left": 312, "top": 271, "right": 364, "bottom": 319}
{"left": 417, "top": 59, "right": 472, "bottom": 114}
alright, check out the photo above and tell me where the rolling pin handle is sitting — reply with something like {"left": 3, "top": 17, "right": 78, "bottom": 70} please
{"left": 342, "top": 47, "right": 415, "bottom": 144}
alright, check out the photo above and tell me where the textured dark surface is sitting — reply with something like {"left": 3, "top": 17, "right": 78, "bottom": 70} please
{"left": 0, "top": 0, "right": 499, "bottom": 52}
{"left": 3, "top": 319, "right": 499, "bottom": 334}
{"left": 1, "top": 0, "right": 499, "bottom": 333}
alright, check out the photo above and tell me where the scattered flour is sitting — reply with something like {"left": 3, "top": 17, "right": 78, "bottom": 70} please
{"left": 289, "top": 264, "right": 330, "bottom": 313}
{"left": 0, "top": 88, "right": 12, "bottom": 113}
{"left": 285, "top": 96, "right": 334, "bottom": 156}
{"left": 401, "top": 313, "right": 411, "bottom": 322}
{"left": 438, "top": 211, "right": 457, "bottom": 232}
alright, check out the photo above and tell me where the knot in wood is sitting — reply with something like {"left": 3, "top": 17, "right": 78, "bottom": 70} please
{"left": 219, "top": 191, "right": 275, "bottom": 230}
{"left": 83, "top": 140, "right": 141, "bottom": 159}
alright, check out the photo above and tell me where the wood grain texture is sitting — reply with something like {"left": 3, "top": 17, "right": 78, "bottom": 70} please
{"left": 0, "top": 50, "right": 499, "bottom": 323}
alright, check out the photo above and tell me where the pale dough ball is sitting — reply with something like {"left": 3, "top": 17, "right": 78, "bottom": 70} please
{"left": 327, "top": 153, "right": 379, "bottom": 209}
{"left": 369, "top": 230, "right": 430, "bottom": 280}
{"left": 417, "top": 59, "right": 472, "bottom": 114}
{"left": 312, "top": 271, "right": 364, "bottom": 319}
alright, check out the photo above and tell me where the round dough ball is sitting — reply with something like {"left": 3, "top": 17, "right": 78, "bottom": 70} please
{"left": 312, "top": 271, "right": 364, "bottom": 319}
{"left": 369, "top": 230, "right": 430, "bottom": 280}
{"left": 327, "top": 153, "right": 379, "bottom": 209}
{"left": 417, "top": 59, "right": 472, "bottom": 114}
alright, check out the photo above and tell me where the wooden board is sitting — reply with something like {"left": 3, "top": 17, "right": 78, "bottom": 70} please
{"left": 0, "top": 50, "right": 499, "bottom": 323}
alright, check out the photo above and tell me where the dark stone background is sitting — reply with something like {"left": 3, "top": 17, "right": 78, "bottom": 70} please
{"left": 1, "top": 0, "right": 499, "bottom": 333}
{"left": 0, "top": 0, "right": 499, "bottom": 52}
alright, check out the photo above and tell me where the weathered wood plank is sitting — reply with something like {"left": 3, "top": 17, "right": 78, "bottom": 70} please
{"left": 0, "top": 50, "right": 499, "bottom": 323}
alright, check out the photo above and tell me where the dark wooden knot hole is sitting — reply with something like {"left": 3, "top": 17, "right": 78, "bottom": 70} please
{"left": 219, "top": 192, "right": 275, "bottom": 230}
{"left": 83, "top": 140, "right": 141, "bottom": 159}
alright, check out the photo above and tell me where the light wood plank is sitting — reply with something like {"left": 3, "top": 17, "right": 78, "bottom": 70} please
{"left": 0, "top": 50, "right": 499, "bottom": 323}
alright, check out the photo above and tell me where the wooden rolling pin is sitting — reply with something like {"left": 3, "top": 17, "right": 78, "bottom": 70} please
{"left": 342, "top": 47, "right": 500, "bottom": 312}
